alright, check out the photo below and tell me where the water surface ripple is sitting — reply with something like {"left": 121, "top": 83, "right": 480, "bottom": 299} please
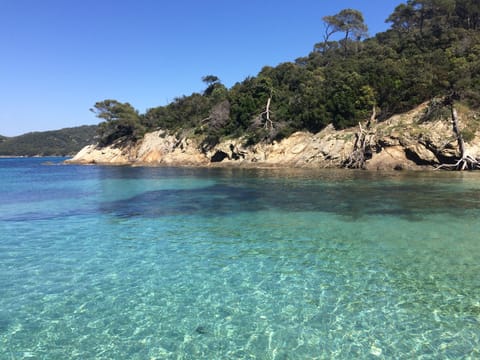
{"left": 1, "top": 158, "right": 479, "bottom": 359}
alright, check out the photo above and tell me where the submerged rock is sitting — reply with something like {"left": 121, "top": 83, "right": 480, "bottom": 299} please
{"left": 195, "top": 325, "right": 208, "bottom": 335}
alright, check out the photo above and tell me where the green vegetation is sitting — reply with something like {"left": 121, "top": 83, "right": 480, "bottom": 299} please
{"left": 92, "top": 0, "right": 480, "bottom": 147}
{"left": 0, "top": 125, "right": 98, "bottom": 156}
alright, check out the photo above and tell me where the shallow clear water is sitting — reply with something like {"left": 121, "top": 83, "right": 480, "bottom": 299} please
{"left": 1, "top": 158, "right": 479, "bottom": 359}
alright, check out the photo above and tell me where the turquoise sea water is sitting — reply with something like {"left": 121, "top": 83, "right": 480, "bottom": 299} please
{"left": 1, "top": 157, "right": 479, "bottom": 359}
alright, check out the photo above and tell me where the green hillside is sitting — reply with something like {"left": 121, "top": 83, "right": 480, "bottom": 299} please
{"left": 0, "top": 125, "right": 98, "bottom": 156}
{"left": 91, "top": 0, "right": 480, "bottom": 149}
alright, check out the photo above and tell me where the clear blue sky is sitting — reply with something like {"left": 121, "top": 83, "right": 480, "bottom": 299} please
{"left": 0, "top": 0, "right": 404, "bottom": 136}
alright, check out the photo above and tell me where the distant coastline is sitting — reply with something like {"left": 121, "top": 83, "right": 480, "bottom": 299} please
{"left": 0, "top": 125, "right": 97, "bottom": 157}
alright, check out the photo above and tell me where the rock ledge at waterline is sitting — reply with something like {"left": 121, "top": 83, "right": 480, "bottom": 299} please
{"left": 66, "top": 104, "right": 480, "bottom": 170}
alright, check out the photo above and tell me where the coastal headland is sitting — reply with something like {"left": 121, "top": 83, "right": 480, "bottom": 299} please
{"left": 67, "top": 103, "right": 480, "bottom": 171}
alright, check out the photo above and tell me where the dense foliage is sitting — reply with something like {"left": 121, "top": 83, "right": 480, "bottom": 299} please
{"left": 0, "top": 125, "right": 98, "bottom": 156}
{"left": 93, "top": 0, "right": 480, "bottom": 146}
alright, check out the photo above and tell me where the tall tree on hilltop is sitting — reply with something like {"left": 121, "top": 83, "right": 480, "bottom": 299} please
{"left": 322, "top": 9, "right": 368, "bottom": 56}
{"left": 387, "top": 0, "right": 480, "bottom": 37}
{"left": 455, "top": 0, "right": 480, "bottom": 30}
{"left": 202, "top": 75, "right": 221, "bottom": 96}
{"left": 386, "top": 2, "right": 418, "bottom": 33}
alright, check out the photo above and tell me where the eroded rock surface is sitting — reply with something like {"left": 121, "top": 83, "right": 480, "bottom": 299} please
{"left": 67, "top": 104, "right": 480, "bottom": 170}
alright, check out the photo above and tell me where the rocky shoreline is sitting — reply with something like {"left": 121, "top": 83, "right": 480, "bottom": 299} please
{"left": 66, "top": 104, "right": 480, "bottom": 171}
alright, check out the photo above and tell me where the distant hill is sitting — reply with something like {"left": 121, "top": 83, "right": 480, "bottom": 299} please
{"left": 0, "top": 125, "right": 98, "bottom": 156}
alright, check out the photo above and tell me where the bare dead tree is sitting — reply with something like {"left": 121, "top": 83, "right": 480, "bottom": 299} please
{"left": 343, "top": 106, "right": 376, "bottom": 169}
{"left": 201, "top": 100, "right": 230, "bottom": 131}
{"left": 251, "top": 94, "right": 275, "bottom": 131}
{"left": 260, "top": 96, "right": 274, "bottom": 130}
{"left": 436, "top": 97, "right": 480, "bottom": 170}
{"left": 200, "top": 100, "right": 231, "bottom": 152}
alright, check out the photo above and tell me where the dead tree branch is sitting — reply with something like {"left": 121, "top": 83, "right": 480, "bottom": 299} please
{"left": 436, "top": 103, "right": 480, "bottom": 170}
{"left": 343, "top": 106, "right": 376, "bottom": 169}
{"left": 261, "top": 97, "right": 274, "bottom": 130}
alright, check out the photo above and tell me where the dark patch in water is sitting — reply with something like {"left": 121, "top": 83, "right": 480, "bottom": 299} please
{"left": 100, "top": 184, "right": 266, "bottom": 218}
{"left": 0, "top": 207, "right": 94, "bottom": 222}
{"left": 98, "top": 180, "right": 480, "bottom": 221}
{"left": 195, "top": 325, "right": 208, "bottom": 335}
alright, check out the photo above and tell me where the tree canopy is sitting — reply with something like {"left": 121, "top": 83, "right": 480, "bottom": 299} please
{"left": 91, "top": 100, "right": 144, "bottom": 145}
{"left": 322, "top": 8, "right": 368, "bottom": 55}
{"left": 92, "top": 0, "right": 480, "bottom": 147}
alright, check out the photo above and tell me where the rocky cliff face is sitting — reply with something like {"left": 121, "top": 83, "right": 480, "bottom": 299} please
{"left": 67, "top": 104, "right": 480, "bottom": 170}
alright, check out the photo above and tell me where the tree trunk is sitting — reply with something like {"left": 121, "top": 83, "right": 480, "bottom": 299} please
{"left": 436, "top": 103, "right": 480, "bottom": 170}
{"left": 451, "top": 106, "right": 466, "bottom": 157}
{"left": 261, "top": 97, "right": 273, "bottom": 130}
{"left": 343, "top": 106, "right": 376, "bottom": 169}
